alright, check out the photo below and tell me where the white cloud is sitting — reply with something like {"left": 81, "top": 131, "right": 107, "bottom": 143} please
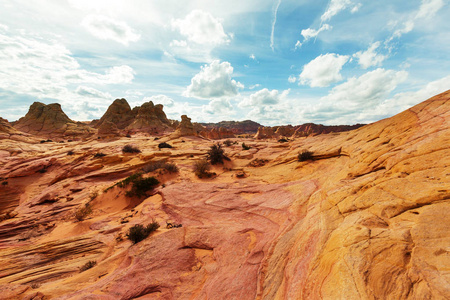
{"left": 81, "top": 14, "right": 140, "bottom": 46}
{"left": 249, "top": 84, "right": 261, "bottom": 90}
{"left": 202, "top": 98, "right": 234, "bottom": 115}
{"left": 172, "top": 10, "right": 230, "bottom": 46}
{"left": 288, "top": 75, "right": 297, "bottom": 83}
{"left": 184, "top": 60, "right": 243, "bottom": 99}
{"left": 353, "top": 42, "right": 387, "bottom": 69}
{"left": 143, "top": 95, "right": 175, "bottom": 107}
{"left": 301, "top": 24, "right": 332, "bottom": 42}
{"left": 294, "top": 40, "right": 302, "bottom": 50}
{"left": 239, "top": 88, "right": 289, "bottom": 107}
{"left": 250, "top": 54, "right": 256, "bottom": 60}
{"left": 299, "top": 53, "right": 349, "bottom": 87}
{"left": 0, "top": 24, "right": 8, "bottom": 32}
{"left": 416, "top": 0, "right": 445, "bottom": 19}
{"left": 299, "top": 68, "right": 409, "bottom": 124}
{"left": 270, "top": 0, "right": 283, "bottom": 51}
{"left": 75, "top": 86, "right": 111, "bottom": 99}
{"left": 169, "top": 10, "right": 231, "bottom": 62}
{"left": 321, "top": 0, "right": 361, "bottom": 22}
{"left": 0, "top": 30, "right": 135, "bottom": 120}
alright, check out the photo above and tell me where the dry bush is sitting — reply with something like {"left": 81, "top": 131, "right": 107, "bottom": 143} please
{"left": 298, "top": 150, "right": 314, "bottom": 162}
{"left": 75, "top": 204, "right": 93, "bottom": 221}
{"left": 126, "top": 221, "right": 160, "bottom": 244}
{"left": 122, "top": 144, "right": 141, "bottom": 154}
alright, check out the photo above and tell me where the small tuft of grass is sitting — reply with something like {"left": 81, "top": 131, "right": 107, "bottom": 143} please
{"left": 298, "top": 150, "right": 314, "bottom": 162}
{"left": 67, "top": 150, "right": 75, "bottom": 156}
{"left": 122, "top": 145, "right": 141, "bottom": 154}
{"left": 75, "top": 204, "right": 93, "bottom": 221}
{"left": 80, "top": 260, "right": 97, "bottom": 272}
{"left": 142, "top": 161, "right": 179, "bottom": 174}
{"left": 126, "top": 221, "right": 160, "bottom": 244}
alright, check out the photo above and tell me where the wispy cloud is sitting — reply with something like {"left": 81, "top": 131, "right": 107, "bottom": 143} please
{"left": 270, "top": 0, "right": 282, "bottom": 51}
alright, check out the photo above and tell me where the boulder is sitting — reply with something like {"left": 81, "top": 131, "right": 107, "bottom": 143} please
{"left": 126, "top": 101, "right": 172, "bottom": 134}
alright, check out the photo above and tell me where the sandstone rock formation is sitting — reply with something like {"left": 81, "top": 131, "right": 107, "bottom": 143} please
{"left": 0, "top": 118, "right": 24, "bottom": 140}
{"left": 274, "top": 125, "right": 296, "bottom": 137}
{"left": 97, "top": 120, "right": 121, "bottom": 138}
{"left": 292, "top": 122, "right": 364, "bottom": 137}
{"left": 0, "top": 90, "right": 448, "bottom": 299}
{"left": 172, "top": 115, "right": 197, "bottom": 137}
{"left": 126, "top": 101, "right": 171, "bottom": 134}
{"left": 13, "top": 102, "right": 95, "bottom": 138}
{"left": 94, "top": 98, "right": 134, "bottom": 130}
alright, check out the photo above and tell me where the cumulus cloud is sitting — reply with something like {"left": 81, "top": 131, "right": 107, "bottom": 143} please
{"left": 321, "top": 0, "right": 361, "bottom": 22}
{"left": 300, "top": 68, "right": 409, "bottom": 124}
{"left": 81, "top": 15, "right": 140, "bottom": 46}
{"left": 172, "top": 10, "right": 230, "bottom": 46}
{"left": 169, "top": 10, "right": 231, "bottom": 62}
{"left": 294, "top": 40, "right": 302, "bottom": 50}
{"left": 299, "top": 53, "right": 349, "bottom": 87}
{"left": 202, "top": 98, "right": 234, "bottom": 115}
{"left": 239, "top": 88, "right": 289, "bottom": 107}
{"left": 416, "top": 0, "right": 445, "bottom": 19}
{"left": 301, "top": 24, "right": 332, "bottom": 42}
{"left": 184, "top": 60, "right": 243, "bottom": 99}
{"left": 353, "top": 42, "right": 387, "bottom": 69}
{"left": 0, "top": 30, "right": 134, "bottom": 120}
{"left": 288, "top": 75, "right": 297, "bottom": 83}
{"left": 143, "top": 95, "right": 175, "bottom": 107}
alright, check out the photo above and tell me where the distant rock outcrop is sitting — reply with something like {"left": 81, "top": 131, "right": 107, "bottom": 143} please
{"left": 200, "top": 120, "right": 261, "bottom": 134}
{"left": 126, "top": 101, "right": 171, "bottom": 134}
{"left": 0, "top": 118, "right": 21, "bottom": 139}
{"left": 13, "top": 102, "right": 95, "bottom": 138}
{"left": 274, "top": 125, "right": 296, "bottom": 137}
{"left": 254, "top": 127, "right": 276, "bottom": 139}
{"left": 95, "top": 98, "right": 134, "bottom": 130}
{"left": 292, "top": 123, "right": 364, "bottom": 137}
{"left": 97, "top": 120, "right": 121, "bottom": 138}
{"left": 200, "top": 127, "right": 235, "bottom": 139}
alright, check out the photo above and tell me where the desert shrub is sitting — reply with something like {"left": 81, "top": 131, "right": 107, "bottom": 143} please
{"left": 80, "top": 260, "right": 97, "bottom": 272}
{"left": 163, "top": 162, "right": 179, "bottom": 173}
{"left": 75, "top": 204, "right": 93, "bottom": 221}
{"left": 2, "top": 181, "right": 7, "bottom": 185}
{"left": 298, "top": 150, "right": 314, "bottom": 162}
{"left": 223, "top": 139, "right": 233, "bottom": 146}
{"left": 116, "top": 173, "right": 143, "bottom": 188}
{"left": 158, "top": 142, "right": 173, "bottom": 149}
{"left": 122, "top": 144, "right": 141, "bottom": 154}
{"left": 126, "top": 134, "right": 132, "bottom": 138}
{"left": 89, "top": 191, "right": 98, "bottom": 201}
{"left": 93, "top": 152, "right": 106, "bottom": 158}
{"left": 241, "top": 143, "right": 251, "bottom": 150}
{"left": 38, "top": 168, "right": 47, "bottom": 173}
{"left": 126, "top": 177, "right": 159, "bottom": 198}
{"left": 126, "top": 222, "right": 160, "bottom": 244}
{"left": 207, "top": 144, "right": 230, "bottom": 165}
{"left": 194, "top": 159, "right": 212, "bottom": 178}
{"left": 278, "top": 138, "right": 288, "bottom": 143}
{"left": 67, "top": 150, "right": 75, "bottom": 155}
{"left": 142, "top": 160, "right": 166, "bottom": 173}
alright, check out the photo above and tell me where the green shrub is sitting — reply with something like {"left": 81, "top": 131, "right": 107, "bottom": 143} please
{"left": 207, "top": 144, "right": 229, "bottom": 165}
{"left": 126, "top": 176, "right": 159, "bottom": 198}
{"left": 241, "top": 142, "right": 251, "bottom": 150}
{"left": 298, "top": 150, "right": 314, "bottom": 162}
{"left": 126, "top": 222, "right": 160, "bottom": 244}
{"left": 122, "top": 144, "right": 141, "bottom": 154}
{"left": 116, "top": 173, "right": 143, "bottom": 188}
{"left": 80, "top": 260, "right": 97, "bottom": 272}
{"left": 75, "top": 204, "right": 93, "bottom": 221}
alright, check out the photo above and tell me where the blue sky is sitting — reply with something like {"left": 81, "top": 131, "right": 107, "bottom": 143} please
{"left": 0, "top": 0, "right": 449, "bottom": 125}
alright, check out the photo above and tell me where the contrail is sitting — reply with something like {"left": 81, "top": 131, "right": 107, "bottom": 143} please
{"left": 270, "top": 0, "right": 282, "bottom": 51}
